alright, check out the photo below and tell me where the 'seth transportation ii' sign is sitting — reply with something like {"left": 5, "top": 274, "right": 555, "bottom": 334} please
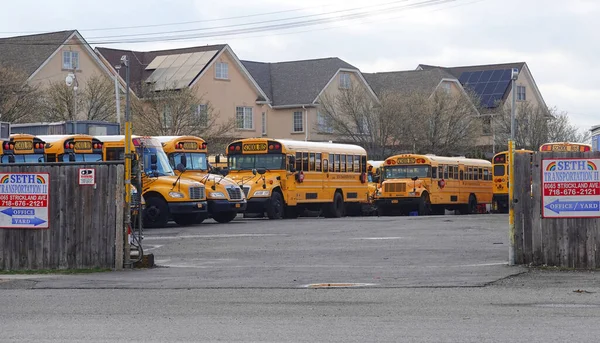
{"left": 0, "top": 173, "right": 50, "bottom": 229}
{"left": 542, "top": 159, "right": 600, "bottom": 218}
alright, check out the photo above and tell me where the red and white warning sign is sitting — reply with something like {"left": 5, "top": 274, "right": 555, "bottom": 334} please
{"left": 78, "top": 168, "right": 95, "bottom": 186}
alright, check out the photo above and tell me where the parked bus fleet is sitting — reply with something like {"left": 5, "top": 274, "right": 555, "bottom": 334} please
{"left": 0, "top": 133, "right": 592, "bottom": 223}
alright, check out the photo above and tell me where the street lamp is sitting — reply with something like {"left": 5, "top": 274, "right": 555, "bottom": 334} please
{"left": 120, "top": 55, "right": 132, "bottom": 268}
{"left": 508, "top": 67, "right": 519, "bottom": 266}
{"left": 65, "top": 72, "right": 78, "bottom": 120}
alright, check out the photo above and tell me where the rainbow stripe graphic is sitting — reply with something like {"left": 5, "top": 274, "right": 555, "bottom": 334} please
{"left": 587, "top": 161, "right": 597, "bottom": 170}
{"left": 546, "top": 162, "right": 557, "bottom": 171}
{"left": 0, "top": 175, "right": 9, "bottom": 184}
{"left": 36, "top": 175, "right": 46, "bottom": 184}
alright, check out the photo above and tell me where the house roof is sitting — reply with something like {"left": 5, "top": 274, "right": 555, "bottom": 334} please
{"left": 241, "top": 57, "right": 358, "bottom": 107}
{"left": 96, "top": 44, "right": 227, "bottom": 96}
{"left": 363, "top": 68, "right": 457, "bottom": 96}
{"left": 417, "top": 62, "right": 528, "bottom": 108}
{"left": 0, "top": 30, "right": 76, "bottom": 78}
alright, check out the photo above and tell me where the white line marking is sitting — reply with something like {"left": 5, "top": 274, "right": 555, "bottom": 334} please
{"left": 144, "top": 234, "right": 283, "bottom": 240}
{"left": 352, "top": 237, "right": 404, "bottom": 240}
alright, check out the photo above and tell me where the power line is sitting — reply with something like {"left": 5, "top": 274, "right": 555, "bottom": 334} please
{"left": 0, "top": 0, "right": 454, "bottom": 46}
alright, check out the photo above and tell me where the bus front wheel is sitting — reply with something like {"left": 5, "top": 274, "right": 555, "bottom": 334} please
{"left": 267, "top": 192, "right": 284, "bottom": 219}
{"left": 418, "top": 193, "right": 432, "bottom": 216}
{"left": 172, "top": 214, "right": 197, "bottom": 226}
{"left": 324, "top": 192, "right": 345, "bottom": 218}
{"left": 212, "top": 211, "right": 237, "bottom": 223}
{"left": 143, "top": 197, "right": 169, "bottom": 228}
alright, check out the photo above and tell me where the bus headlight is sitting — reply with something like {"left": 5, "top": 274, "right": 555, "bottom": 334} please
{"left": 209, "top": 192, "right": 225, "bottom": 199}
{"left": 168, "top": 191, "right": 185, "bottom": 198}
{"left": 253, "top": 190, "right": 270, "bottom": 197}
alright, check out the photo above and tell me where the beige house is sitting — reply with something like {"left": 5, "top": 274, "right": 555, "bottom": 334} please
{"left": 96, "top": 44, "right": 269, "bottom": 139}
{"left": 0, "top": 30, "right": 118, "bottom": 120}
{"left": 242, "top": 58, "right": 378, "bottom": 141}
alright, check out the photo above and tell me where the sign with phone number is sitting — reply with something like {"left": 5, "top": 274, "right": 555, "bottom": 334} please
{"left": 0, "top": 173, "right": 49, "bottom": 229}
{"left": 542, "top": 159, "right": 600, "bottom": 218}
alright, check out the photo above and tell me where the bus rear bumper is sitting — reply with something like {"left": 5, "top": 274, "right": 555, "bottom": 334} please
{"left": 168, "top": 201, "right": 208, "bottom": 214}
{"left": 208, "top": 199, "right": 248, "bottom": 214}
{"left": 375, "top": 197, "right": 420, "bottom": 208}
{"left": 492, "top": 194, "right": 508, "bottom": 213}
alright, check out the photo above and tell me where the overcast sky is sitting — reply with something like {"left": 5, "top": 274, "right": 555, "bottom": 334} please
{"left": 1, "top": 0, "right": 597, "bottom": 132}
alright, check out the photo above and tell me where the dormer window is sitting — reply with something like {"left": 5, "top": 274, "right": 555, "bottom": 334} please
{"left": 62, "top": 51, "right": 79, "bottom": 70}
{"left": 216, "top": 61, "right": 229, "bottom": 79}
{"left": 517, "top": 85, "right": 526, "bottom": 101}
{"left": 339, "top": 73, "right": 351, "bottom": 89}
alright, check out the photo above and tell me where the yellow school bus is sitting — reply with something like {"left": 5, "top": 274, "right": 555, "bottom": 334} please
{"left": 367, "top": 160, "right": 384, "bottom": 201}
{"left": 225, "top": 138, "right": 369, "bottom": 219}
{"left": 208, "top": 154, "right": 227, "bottom": 171}
{"left": 491, "top": 149, "right": 533, "bottom": 213}
{"left": 375, "top": 154, "right": 493, "bottom": 215}
{"left": 539, "top": 142, "right": 592, "bottom": 152}
{"left": 0, "top": 134, "right": 46, "bottom": 163}
{"left": 96, "top": 135, "right": 207, "bottom": 228}
{"left": 38, "top": 134, "right": 104, "bottom": 162}
{"left": 154, "top": 136, "right": 247, "bottom": 223}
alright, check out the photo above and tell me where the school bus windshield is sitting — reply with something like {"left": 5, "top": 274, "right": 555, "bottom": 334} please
{"left": 140, "top": 146, "right": 174, "bottom": 177}
{"left": 1, "top": 154, "right": 45, "bottom": 163}
{"left": 229, "top": 154, "right": 285, "bottom": 171}
{"left": 171, "top": 152, "right": 208, "bottom": 171}
{"left": 384, "top": 165, "right": 431, "bottom": 179}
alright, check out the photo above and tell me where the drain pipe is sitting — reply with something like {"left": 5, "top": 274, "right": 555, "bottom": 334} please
{"left": 303, "top": 105, "right": 308, "bottom": 141}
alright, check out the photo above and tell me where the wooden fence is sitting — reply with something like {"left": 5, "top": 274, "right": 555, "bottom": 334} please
{"left": 513, "top": 152, "right": 600, "bottom": 269}
{"left": 0, "top": 163, "right": 124, "bottom": 270}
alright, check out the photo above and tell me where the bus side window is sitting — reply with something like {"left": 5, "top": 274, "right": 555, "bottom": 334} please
{"left": 323, "top": 159, "right": 329, "bottom": 173}
{"left": 483, "top": 168, "right": 489, "bottom": 181}
{"left": 478, "top": 168, "right": 483, "bottom": 180}
{"left": 454, "top": 166, "right": 458, "bottom": 179}
{"left": 474, "top": 168, "right": 479, "bottom": 180}
{"left": 443, "top": 165, "right": 449, "bottom": 179}
{"left": 467, "top": 167, "right": 472, "bottom": 180}
{"left": 315, "top": 153, "right": 321, "bottom": 172}
{"left": 334, "top": 154, "right": 340, "bottom": 172}
{"left": 348, "top": 155, "right": 353, "bottom": 173}
{"left": 459, "top": 169, "right": 464, "bottom": 180}
{"left": 296, "top": 152, "right": 302, "bottom": 172}
{"left": 340, "top": 155, "right": 346, "bottom": 172}
{"left": 302, "top": 152, "right": 309, "bottom": 172}
{"left": 309, "top": 153, "right": 315, "bottom": 171}
{"left": 432, "top": 166, "right": 437, "bottom": 179}
{"left": 329, "top": 154, "right": 334, "bottom": 172}
{"left": 361, "top": 155, "right": 367, "bottom": 173}
{"left": 354, "top": 155, "right": 359, "bottom": 172}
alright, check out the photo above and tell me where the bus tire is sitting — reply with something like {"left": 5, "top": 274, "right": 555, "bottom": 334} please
{"left": 172, "top": 214, "right": 197, "bottom": 226}
{"left": 143, "top": 197, "right": 169, "bottom": 228}
{"left": 267, "top": 192, "right": 284, "bottom": 219}
{"left": 212, "top": 211, "right": 237, "bottom": 223}
{"left": 418, "top": 193, "right": 432, "bottom": 216}
{"left": 324, "top": 192, "right": 345, "bottom": 218}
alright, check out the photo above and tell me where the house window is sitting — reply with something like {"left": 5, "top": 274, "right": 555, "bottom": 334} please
{"left": 236, "top": 107, "right": 253, "bottom": 129}
{"left": 517, "top": 85, "right": 526, "bottom": 101}
{"left": 482, "top": 116, "right": 492, "bottom": 135}
{"left": 193, "top": 104, "right": 208, "bottom": 127}
{"left": 339, "top": 73, "right": 351, "bottom": 89}
{"left": 162, "top": 106, "right": 172, "bottom": 129}
{"left": 216, "top": 62, "right": 229, "bottom": 79}
{"left": 317, "top": 111, "right": 333, "bottom": 133}
{"left": 261, "top": 112, "right": 267, "bottom": 135}
{"left": 62, "top": 51, "right": 79, "bottom": 70}
{"left": 293, "top": 111, "right": 303, "bottom": 132}
{"left": 442, "top": 82, "right": 451, "bottom": 94}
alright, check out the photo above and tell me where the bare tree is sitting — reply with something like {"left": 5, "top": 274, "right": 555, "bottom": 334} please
{"left": 0, "top": 65, "right": 41, "bottom": 123}
{"left": 41, "top": 74, "right": 116, "bottom": 122}
{"left": 494, "top": 103, "right": 590, "bottom": 150}
{"left": 317, "top": 83, "right": 399, "bottom": 159}
{"left": 133, "top": 84, "right": 236, "bottom": 153}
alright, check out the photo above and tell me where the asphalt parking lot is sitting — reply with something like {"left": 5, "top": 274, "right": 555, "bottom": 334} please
{"left": 2, "top": 214, "right": 600, "bottom": 342}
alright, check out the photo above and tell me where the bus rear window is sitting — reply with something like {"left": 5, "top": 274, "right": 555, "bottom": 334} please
{"left": 493, "top": 165, "right": 505, "bottom": 176}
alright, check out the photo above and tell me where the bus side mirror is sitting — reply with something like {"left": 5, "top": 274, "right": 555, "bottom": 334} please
{"left": 215, "top": 155, "right": 221, "bottom": 164}
{"left": 219, "top": 168, "right": 229, "bottom": 177}
{"left": 256, "top": 167, "right": 266, "bottom": 175}
{"left": 150, "top": 154, "right": 158, "bottom": 165}
{"left": 8, "top": 155, "right": 15, "bottom": 163}
{"left": 180, "top": 154, "right": 187, "bottom": 168}
{"left": 176, "top": 163, "right": 186, "bottom": 173}
{"left": 69, "top": 153, "right": 76, "bottom": 162}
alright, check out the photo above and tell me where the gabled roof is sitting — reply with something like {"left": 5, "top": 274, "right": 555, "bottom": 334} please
{"left": 241, "top": 57, "right": 358, "bottom": 107}
{"left": 96, "top": 44, "right": 227, "bottom": 96}
{"left": 0, "top": 30, "right": 76, "bottom": 78}
{"left": 363, "top": 68, "right": 457, "bottom": 96}
{"left": 417, "top": 62, "right": 529, "bottom": 108}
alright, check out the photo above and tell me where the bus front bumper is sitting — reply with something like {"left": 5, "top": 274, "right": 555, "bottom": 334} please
{"left": 168, "top": 201, "right": 208, "bottom": 214}
{"left": 208, "top": 199, "right": 248, "bottom": 214}
{"left": 245, "top": 197, "right": 270, "bottom": 214}
{"left": 375, "top": 197, "right": 420, "bottom": 208}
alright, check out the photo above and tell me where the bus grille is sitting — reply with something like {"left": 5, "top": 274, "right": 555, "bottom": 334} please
{"left": 242, "top": 186, "right": 251, "bottom": 197}
{"left": 189, "top": 186, "right": 205, "bottom": 200}
{"left": 384, "top": 182, "right": 406, "bottom": 193}
{"left": 227, "top": 187, "right": 244, "bottom": 200}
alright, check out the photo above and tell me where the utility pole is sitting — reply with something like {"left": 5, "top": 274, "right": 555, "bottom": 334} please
{"left": 114, "top": 65, "right": 121, "bottom": 130}
{"left": 121, "top": 55, "right": 132, "bottom": 267}
{"left": 508, "top": 68, "right": 519, "bottom": 266}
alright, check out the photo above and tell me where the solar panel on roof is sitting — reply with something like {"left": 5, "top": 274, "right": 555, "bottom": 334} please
{"left": 458, "top": 72, "right": 471, "bottom": 83}
{"left": 499, "top": 69, "right": 511, "bottom": 81}
{"left": 479, "top": 70, "right": 493, "bottom": 83}
{"left": 145, "top": 50, "right": 219, "bottom": 91}
{"left": 456, "top": 68, "right": 514, "bottom": 108}
{"left": 489, "top": 69, "right": 504, "bottom": 82}
{"left": 468, "top": 71, "right": 483, "bottom": 83}
{"left": 483, "top": 82, "right": 497, "bottom": 95}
